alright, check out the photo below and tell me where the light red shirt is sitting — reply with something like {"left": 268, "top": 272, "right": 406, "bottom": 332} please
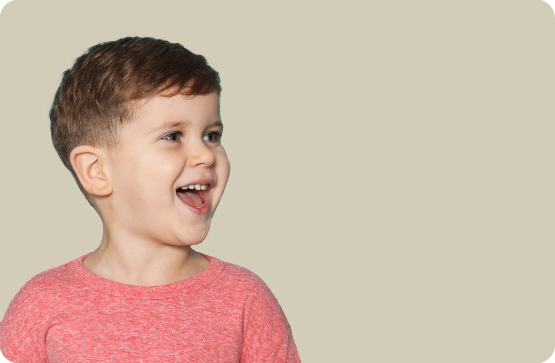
{"left": 0, "top": 252, "right": 300, "bottom": 362}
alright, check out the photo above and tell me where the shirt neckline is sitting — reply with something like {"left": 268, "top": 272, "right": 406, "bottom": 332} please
{"left": 69, "top": 251, "right": 225, "bottom": 300}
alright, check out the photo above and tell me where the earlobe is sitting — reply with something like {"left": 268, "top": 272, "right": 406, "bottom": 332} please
{"left": 69, "top": 145, "right": 113, "bottom": 196}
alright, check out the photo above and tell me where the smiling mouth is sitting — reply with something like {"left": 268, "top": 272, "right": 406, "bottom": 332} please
{"left": 177, "top": 187, "right": 207, "bottom": 208}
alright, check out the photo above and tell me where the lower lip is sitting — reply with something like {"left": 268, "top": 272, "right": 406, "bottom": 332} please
{"left": 178, "top": 187, "right": 210, "bottom": 215}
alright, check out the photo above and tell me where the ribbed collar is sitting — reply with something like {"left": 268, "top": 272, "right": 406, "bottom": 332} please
{"left": 69, "top": 252, "right": 225, "bottom": 300}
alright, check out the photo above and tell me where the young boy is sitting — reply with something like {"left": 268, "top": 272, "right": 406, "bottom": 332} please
{"left": 0, "top": 36, "right": 300, "bottom": 362}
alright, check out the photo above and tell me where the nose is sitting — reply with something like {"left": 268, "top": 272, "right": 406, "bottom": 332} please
{"left": 186, "top": 138, "right": 216, "bottom": 166}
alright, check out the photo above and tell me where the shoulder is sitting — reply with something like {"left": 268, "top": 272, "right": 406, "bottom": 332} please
{"left": 216, "top": 260, "right": 296, "bottom": 361}
{"left": 0, "top": 262, "right": 74, "bottom": 362}
{"left": 18, "top": 261, "right": 75, "bottom": 298}
{"left": 2, "top": 261, "right": 76, "bottom": 319}
{"left": 18, "top": 262, "right": 66, "bottom": 290}
{"left": 218, "top": 259, "right": 274, "bottom": 297}
{"left": 216, "top": 259, "right": 288, "bottom": 322}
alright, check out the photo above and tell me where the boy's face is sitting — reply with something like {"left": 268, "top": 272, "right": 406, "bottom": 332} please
{"left": 99, "top": 91, "right": 229, "bottom": 247}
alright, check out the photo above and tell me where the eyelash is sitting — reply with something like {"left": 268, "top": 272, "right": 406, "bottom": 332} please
{"left": 162, "top": 131, "right": 223, "bottom": 144}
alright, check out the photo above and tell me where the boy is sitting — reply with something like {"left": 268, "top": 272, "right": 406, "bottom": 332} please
{"left": 0, "top": 36, "right": 300, "bottom": 362}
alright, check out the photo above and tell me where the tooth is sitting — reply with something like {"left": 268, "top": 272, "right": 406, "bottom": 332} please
{"left": 181, "top": 184, "right": 208, "bottom": 190}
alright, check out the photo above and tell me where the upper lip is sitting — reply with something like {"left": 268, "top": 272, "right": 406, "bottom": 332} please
{"left": 178, "top": 178, "right": 215, "bottom": 190}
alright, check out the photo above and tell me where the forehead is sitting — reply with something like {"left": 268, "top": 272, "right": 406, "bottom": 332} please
{"left": 130, "top": 92, "right": 221, "bottom": 130}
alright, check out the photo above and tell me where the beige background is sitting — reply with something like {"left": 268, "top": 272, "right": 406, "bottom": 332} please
{"left": 1, "top": 0, "right": 555, "bottom": 362}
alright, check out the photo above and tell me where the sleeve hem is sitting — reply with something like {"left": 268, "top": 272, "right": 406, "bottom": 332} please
{"left": 261, "top": 330, "right": 292, "bottom": 362}
{"left": 1, "top": 342, "right": 33, "bottom": 363}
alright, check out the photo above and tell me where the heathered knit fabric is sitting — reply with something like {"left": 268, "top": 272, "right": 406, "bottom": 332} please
{"left": 0, "top": 252, "right": 300, "bottom": 363}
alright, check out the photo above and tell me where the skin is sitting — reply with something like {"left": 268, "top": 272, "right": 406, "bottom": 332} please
{"left": 70, "top": 91, "right": 230, "bottom": 287}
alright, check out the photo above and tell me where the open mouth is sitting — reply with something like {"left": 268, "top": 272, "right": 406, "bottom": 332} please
{"left": 176, "top": 187, "right": 208, "bottom": 209}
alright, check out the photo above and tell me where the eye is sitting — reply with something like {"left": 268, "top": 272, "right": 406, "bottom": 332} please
{"left": 204, "top": 131, "right": 223, "bottom": 144}
{"left": 161, "top": 131, "right": 182, "bottom": 142}
{"left": 161, "top": 131, "right": 223, "bottom": 144}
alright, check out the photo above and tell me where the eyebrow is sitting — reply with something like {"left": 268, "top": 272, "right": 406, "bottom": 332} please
{"left": 146, "top": 120, "right": 224, "bottom": 135}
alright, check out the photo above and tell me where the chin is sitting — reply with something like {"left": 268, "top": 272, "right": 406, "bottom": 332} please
{"left": 177, "top": 229, "right": 210, "bottom": 246}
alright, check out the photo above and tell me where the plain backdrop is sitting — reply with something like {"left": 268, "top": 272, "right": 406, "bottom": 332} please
{"left": 2, "top": 0, "right": 555, "bottom": 362}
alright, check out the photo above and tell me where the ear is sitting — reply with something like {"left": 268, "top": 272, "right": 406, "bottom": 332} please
{"left": 69, "top": 145, "right": 113, "bottom": 196}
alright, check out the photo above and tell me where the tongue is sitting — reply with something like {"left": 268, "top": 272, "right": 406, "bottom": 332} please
{"left": 177, "top": 190, "right": 203, "bottom": 208}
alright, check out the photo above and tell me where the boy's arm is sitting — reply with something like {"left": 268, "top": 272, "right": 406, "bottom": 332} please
{"left": 0, "top": 283, "right": 48, "bottom": 363}
{"left": 0, "top": 342, "right": 33, "bottom": 363}
{"left": 262, "top": 332, "right": 301, "bottom": 363}
{"left": 240, "top": 279, "right": 301, "bottom": 363}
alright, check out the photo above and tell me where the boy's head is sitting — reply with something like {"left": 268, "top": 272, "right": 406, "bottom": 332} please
{"left": 49, "top": 37, "right": 229, "bottom": 246}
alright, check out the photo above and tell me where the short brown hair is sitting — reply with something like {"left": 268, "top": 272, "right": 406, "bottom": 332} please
{"left": 49, "top": 36, "right": 221, "bottom": 208}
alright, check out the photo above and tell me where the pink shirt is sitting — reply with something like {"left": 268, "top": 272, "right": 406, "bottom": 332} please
{"left": 0, "top": 252, "right": 300, "bottom": 362}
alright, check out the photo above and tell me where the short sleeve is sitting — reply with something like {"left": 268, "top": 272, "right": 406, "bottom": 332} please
{"left": 0, "top": 283, "right": 48, "bottom": 363}
{"left": 240, "top": 278, "right": 301, "bottom": 363}
{"left": 262, "top": 333, "right": 301, "bottom": 363}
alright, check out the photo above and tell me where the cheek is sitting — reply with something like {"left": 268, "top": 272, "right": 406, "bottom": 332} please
{"left": 118, "top": 154, "right": 179, "bottom": 196}
{"left": 219, "top": 160, "right": 230, "bottom": 182}
{"left": 111, "top": 156, "right": 138, "bottom": 192}
{"left": 148, "top": 157, "right": 182, "bottom": 191}
{"left": 215, "top": 149, "right": 230, "bottom": 175}
{"left": 156, "top": 151, "right": 191, "bottom": 183}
